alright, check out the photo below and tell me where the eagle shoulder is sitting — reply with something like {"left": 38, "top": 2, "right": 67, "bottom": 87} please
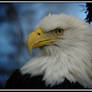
{"left": 5, "top": 69, "right": 85, "bottom": 89}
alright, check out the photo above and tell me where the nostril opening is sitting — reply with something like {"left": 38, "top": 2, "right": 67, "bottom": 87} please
{"left": 37, "top": 33, "right": 41, "bottom": 35}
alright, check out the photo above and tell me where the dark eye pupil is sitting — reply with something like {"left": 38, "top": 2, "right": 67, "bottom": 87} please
{"left": 58, "top": 29, "right": 61, "bottom": 33}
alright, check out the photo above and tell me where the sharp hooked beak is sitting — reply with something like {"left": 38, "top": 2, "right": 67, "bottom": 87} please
{"left": 27, "top": 29, "right": 61, "bottom": 53}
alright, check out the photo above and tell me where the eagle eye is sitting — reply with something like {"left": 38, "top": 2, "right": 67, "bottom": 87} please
{"left": 54, "top": 28, "right": 64, "bottom": 36}
{"left": 46, "top": 28, "right": 64, "bottom": 37}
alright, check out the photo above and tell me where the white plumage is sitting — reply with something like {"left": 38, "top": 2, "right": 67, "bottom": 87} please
{"left": 21, "top": 14, "right": 92, "bottom": 88}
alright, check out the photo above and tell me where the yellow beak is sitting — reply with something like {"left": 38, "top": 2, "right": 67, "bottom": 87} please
{"left": 27, "top": 29, "right": 61, "bottom": 53}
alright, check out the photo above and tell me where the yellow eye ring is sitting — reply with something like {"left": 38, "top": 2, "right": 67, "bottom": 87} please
{"left": 55, "top": 28, "right": 64, "bottom": 35}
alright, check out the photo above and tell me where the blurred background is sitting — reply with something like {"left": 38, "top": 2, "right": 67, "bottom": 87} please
{"left": 0, "top": 2, "right": 91, "bottom": 88}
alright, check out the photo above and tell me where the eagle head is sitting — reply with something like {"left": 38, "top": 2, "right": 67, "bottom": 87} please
{"left": 21, "top": 14, "right": 92, "bottom": 88}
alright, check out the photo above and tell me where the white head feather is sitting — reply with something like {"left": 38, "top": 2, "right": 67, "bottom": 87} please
{"left": 21, "top": 14, "right": 92, "bottom": 88}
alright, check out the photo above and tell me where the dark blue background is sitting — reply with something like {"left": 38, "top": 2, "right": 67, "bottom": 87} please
{"left": 0, "top": 2, "right": 87, "bottom": 88}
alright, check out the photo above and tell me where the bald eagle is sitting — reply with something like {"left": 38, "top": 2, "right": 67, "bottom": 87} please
{"left": 6, "top": 14, "right": 92, "bottom": 89}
